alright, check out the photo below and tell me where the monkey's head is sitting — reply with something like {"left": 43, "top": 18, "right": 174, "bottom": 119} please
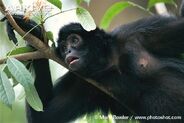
{"left": 56, "top": 23, "right": 116, "bottom": 77}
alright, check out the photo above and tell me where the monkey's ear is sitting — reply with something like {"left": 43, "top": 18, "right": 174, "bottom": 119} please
{"left": 1, "top": 17, "right": 18, "bottom": 44}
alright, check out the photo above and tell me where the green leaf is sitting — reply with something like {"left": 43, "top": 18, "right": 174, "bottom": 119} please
{"left": 76, "top": 0, "right": 90, "bottom": 5}
{"left": 147, "top": 0, "right": 176, "bottom": 10}
{"left": 3, "top": 66, "right": 12, "bottom": 78}
{"left": 76, "top": 7, "right": 96, "bottom": 31}
{"left": 0, "top": 71, "right": 15, "bottom": 107}
{"left": 3, "top": 67, "right": 19, "bottom": 87}
{"left": 7, "top": 47, "right": 35, "bottom": 56}
{"left": 7, "top": 58, "right": 43, "bottom": 111}
{"left": 4, "top": 61, "right": 30, "bottom": 87}
{"left": 7, "top": 58, "right": 34, "bottom": 86}
{"left": 47, "top": 0, "right": 62, "bottom": 9}
{"left": 25, "top": 83, "right": 43, "bottom": 112}
{"left": 76, "top": 0, "right": 83, "bottom": 4}
{"left": 46, "top": 31, "right": 54, "bottom": 42}
{"left": 100, "top": 1, "right": 132, "bottom": 30}
{"left": 4, "top": 61, "right": 30, "bottom": 78}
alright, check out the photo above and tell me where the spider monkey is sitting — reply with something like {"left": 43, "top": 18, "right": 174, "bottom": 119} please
{"left": 2, "top": 1, "right": 184, "bottom": 123}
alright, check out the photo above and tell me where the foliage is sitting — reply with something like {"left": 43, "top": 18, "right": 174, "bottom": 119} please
{"left": 47, "top": 0, "right": 62, "bottom": 9}
{"left": 7, "top": 58, "right": 43, "bottom": 111}
{"left": 0, "top": 71, "right": 15, "bottom": 108}
{"left": 76, "top": 7, "right": 96, "bottom": 31}
{"left": 76, "top": 0, "right": 91, "bottom": 5}
{"left": 100, "top": 0, "right": 176, "bottom": 29}
{"left": 7, "top": 47, "right": 35, "bottom": 56}
{"left": 100, "top": 1, "right": 132, "bottom": 30}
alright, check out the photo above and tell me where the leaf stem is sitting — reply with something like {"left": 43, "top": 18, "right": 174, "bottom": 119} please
{"left": 128, "top": 1, "right": 154, "bottom": 15}
{"left": 43, "top": 8, "right": 77, "bottom": 22}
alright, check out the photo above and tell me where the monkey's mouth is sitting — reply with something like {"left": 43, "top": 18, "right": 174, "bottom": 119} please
{"left": 67, "top": 56, "right": 80, "bottom": 65}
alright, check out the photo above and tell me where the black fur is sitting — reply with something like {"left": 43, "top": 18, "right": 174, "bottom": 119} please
{"left": 4, "top": 2, "right": 184, "bottom": 123}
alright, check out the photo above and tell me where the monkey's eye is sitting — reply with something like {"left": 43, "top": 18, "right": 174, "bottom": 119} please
{"left": 67, "top": 34, "right": 82, "bottom": 48}
{"left": 71, "top": 37, "right": 79, "bottom": 45}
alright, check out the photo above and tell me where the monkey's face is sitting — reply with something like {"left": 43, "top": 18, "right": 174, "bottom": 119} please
{"left": 58, "top": 34, "right": 88, "bottom": 72}
{"left": 57, "top": 33, "right": 112, "bottom": 77}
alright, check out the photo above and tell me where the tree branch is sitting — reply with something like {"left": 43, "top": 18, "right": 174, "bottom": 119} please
{"left": 0, "top": 51, "right": 46, "bottom": 64}
{"left": 0, "top": 0, "right": 66, "bottom": 66}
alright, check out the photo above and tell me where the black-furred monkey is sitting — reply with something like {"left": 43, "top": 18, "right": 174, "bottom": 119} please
{"left": 3, "top": 1, "right": 184, "bottom": 123}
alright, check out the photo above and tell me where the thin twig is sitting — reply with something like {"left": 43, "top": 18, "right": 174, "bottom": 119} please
{"left": 128, "top": 1, "right": 154, "bottom": 15}
{"left": 0, "top": 51, "right": 46, "bottom": 64}
{"left": 44, "top": 8, "right": 77, "bottom": 22}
